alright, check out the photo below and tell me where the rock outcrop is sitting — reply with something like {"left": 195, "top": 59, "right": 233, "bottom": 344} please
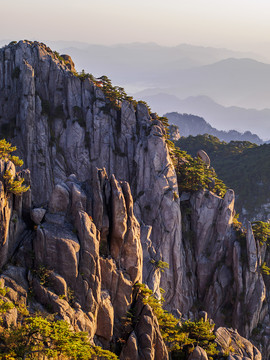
{"left": 0, "top": 41, "right": 183, "bottom": 309}
{"left": 215, "top": 327, "right": 261, "bottom": 360}
{"left": 188, "top": 346, "right": 208, "bottom": 360}
{"left": 0, "top": 40, "right": 270, "bottom": 359}
{"left": 120, "top": 297, "right": 168, "bottom": 360}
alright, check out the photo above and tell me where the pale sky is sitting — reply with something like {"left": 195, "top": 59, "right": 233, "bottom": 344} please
{"left": 1, "top": 0, "right": 270, "bottom": 54}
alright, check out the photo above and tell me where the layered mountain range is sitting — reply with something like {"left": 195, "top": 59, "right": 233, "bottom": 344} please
{"left": 166, "top": 112, "right": 263, "bottom": 144}
{"left": 0, "top": 40, "right": 269, "bottom": 359}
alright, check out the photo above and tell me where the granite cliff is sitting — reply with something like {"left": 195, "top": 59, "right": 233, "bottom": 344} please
{"left": 0, "top": 40, "right": 269, "bottom": 359}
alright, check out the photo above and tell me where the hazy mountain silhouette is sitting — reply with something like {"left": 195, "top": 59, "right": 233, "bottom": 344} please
{"left": 137, "top": 94, "right": 270, "bottom": 141}
{"left": 134, "top": 57, "right": 270, "bottom": 109}
{"left": 2, "top": 41, "right": 269, "bottom": 108}
{"left": 165, "top": 112, "right": 263, "bottom": 144}
{"left": 45, "top": 41, "right": 266, "bottom": 97}
{"left": 3, "top": 40, "right": 269, "bottom": 138}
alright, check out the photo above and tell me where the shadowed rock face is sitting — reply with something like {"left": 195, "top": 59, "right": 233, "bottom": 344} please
{"left": 0, "top": 40, "right": 269, "bottom": 359}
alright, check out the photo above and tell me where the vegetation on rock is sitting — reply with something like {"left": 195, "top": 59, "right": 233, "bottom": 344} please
{"left": 260, "top": 262, "right": 270, "bottom": 276}
{"left": 3, "top": 170, "right": 29, "bottom": 196}
{"left": 172, "top": 147, "right": 227, "bottom": 197}
{"left": 150, "top": 259, "right": 170, "bottom": 272}
{"left": 175, "top": 134, "right": 270, "bottom": 218}
{"left": 252, "top": 221, "right": 270, "bottom": 246}
{"left": 0, "top": 139, "right": 29, "bottom": 195}
{"left": 134, "top": 283, "right": 218, "bottom": 358}
{"left": 0, "top": 285, "right": 118, "bottom": 360}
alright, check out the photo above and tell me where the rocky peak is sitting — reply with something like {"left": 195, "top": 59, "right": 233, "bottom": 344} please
{"left": 0, "top": 40, "right": 184, "bottom": 306}
{"left": 0, "top": 40, "right": 269, "bottom": 359}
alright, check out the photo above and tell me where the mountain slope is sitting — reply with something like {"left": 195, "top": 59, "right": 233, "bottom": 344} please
{"left": 0, "top": 40, "right": 269, "bottom": 359}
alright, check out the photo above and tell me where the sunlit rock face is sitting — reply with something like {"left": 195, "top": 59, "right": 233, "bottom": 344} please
{"left": 1, "top": 40, "right": 270, "bottom": 359}
{"left": 0, "top": 40, "right": 184, "bottom": 309}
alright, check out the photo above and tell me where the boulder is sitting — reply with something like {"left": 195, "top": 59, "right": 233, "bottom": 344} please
{"left": 60, "top": 54, "right": 75, "bottom": 72}
{"left": 31, "top": 207, "right": 46, "bottom": 224}
{"left": 197, "top": 149, "right": 210, "bottom": 167}
{"left": 215, "top": 327, "right": 261, "bottom": 360}
{"left": 188, "top": 346, "right": 208, "bottom": 360}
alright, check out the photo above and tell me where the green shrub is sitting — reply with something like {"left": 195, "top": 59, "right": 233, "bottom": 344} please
{"left": 3, "top": 170, "right": 30, "bottom": 195}
{"left": 0, "top": 315, "right": 118, "bottom": 359}
{"left": 0, "top": 284, "right": 118, "bottom": 359}
{"left": 0, "top": 139, "right": 17, "bottom": 159}
{"left": 9, "top": 155, "right": 23, "bottom": 167}
{"left": 53, "top": 51, "right": 65, "bottom": 62}
{"left": 150, "top": 259, "right": 169, "bottom": 272}
{"left": 261, "top": 262, "right": 270, "bottom": 275}
{"left": 175, "top": 134, "right": 270, "bottom": 217}
{"left": 173, "top": 148, "right": 227, "bottom": 197}
{"left": 32, "top": 265, "right": 52, "bottom": 287}
{"left": 252, "top": 221, "right": 270, "bottom": 246}
{"left": 0, "top": 286, "right": 15, "bottom": 315}
{"left": 134, "top": 283, "right": 218, "bottom": 357}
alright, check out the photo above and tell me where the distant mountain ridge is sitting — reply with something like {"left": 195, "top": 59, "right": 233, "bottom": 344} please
{"left": 139, "top": 94, "right": 270, "bottom": 141}
{"left": 133, "top": 57, "right": 270, "bottom": 109}
{"left": 41, "top": 41, "right": 270, "bottom": 98}
{"left": 4, "top": 40, "right": 270, "bottom": 135}
{"left": 165, "top": 112, "right": 263, "bottom": 144}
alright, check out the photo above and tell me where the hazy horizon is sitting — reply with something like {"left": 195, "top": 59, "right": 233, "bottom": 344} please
{"left": 2, "top": 0, "right": 270, "bottom": 139}
{"left": 2, "top": 0, "right": 270, "bottom": 58}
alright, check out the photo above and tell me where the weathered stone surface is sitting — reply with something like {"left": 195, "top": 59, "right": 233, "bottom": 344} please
{"left": 96, "top": 291, "right": 114, "bottom": 341}
{"left": 71, "top": 183, "right": 87, "bottom": 215}
{"left": 197, "top": 149, "right": 210, "bottom": 167}
{"left": 120, "top": 331, "right": 139, "bottom": 360}
{"left": 122, "top": 298, "right": 169, "bottom": 360}
{"left": 110, "top": 175, "right": 128, "bottom": 261}
{"left": 188, "top": 346, "right": 208, "bottom": 360}
{"left": 189, "top": 189, "right": 235, "bottom": 301}
{"left": 0, "top": 162, "right": 14, "bottom": 267}
{"left": 31, "top": 207, "right": 46, "bottom": 224}
{"left": 74, "top": 209, "right": 101, "bottom": 313}
{"left": 32, "top": 278, "right": 96, "bottom": 337}
{"left": 141, "top": 225, "right": 161, "bottom": 296}
{"left": 60, "top": 54, "right": 75, "bottom": 72}
{"left": 0, "top": 40, "right": 268, "bottom": 358}
{"left": 0, "top": 40, "right": 183, "bottom": 318}
{"left": 48, "top": 272, "right": 67, "bottom": 296}
{"left": 0, "top": 300, "right": 18, "bottom": 328}
{"left": 168, "top": 124, "right": 180, "bottom": 141}
{"left": 119, "top": 181, "right": 142, "bottom": 283}
{"left": 100, "top": 257, "right": 133, "bottom": 327}
{"left": 48, "top": 183, "right": 70, "bottom": 214}
{"left": 1, "top": 265, "right": 29, "bottom": 292}
{"left": 216, "top": 327, "right": 261, "bottom": 360}
{"left": 246, "top": 221, "right": 258, "bottom": 273}
{"left": 34, "top": 223, "right": 80, "bottom": 286}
